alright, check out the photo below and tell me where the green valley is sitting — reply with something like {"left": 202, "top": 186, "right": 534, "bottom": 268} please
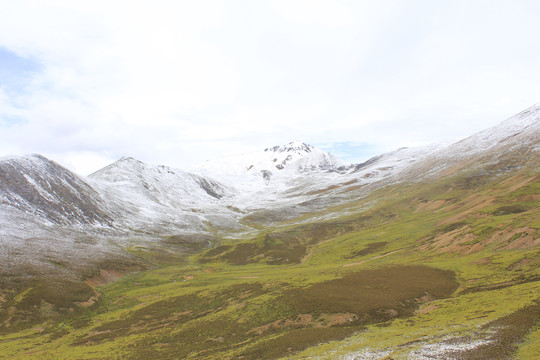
{"left": 1, "top": 160, "right": 538, "bottom": 359}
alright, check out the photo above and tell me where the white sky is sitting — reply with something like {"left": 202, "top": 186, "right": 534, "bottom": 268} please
{"left": 0, "top": 0, "right": 539, "bottom": 175}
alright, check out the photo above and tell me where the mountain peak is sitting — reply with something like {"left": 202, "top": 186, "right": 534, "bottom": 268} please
{"left": 111, "top": 156, "right": 151, "bottom": 170}
{"left": 264, "top": 141, "right": 313, "bottom": 153}
{"left": 0, "top": 153, "right": 51, "bottom": 164}
{"left": 117, "top": 156, "right": 141, "bottom": 164}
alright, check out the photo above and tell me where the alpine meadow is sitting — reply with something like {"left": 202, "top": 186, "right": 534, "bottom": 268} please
{"left": 0, "top": 103, "right": 539, "bottom": 359}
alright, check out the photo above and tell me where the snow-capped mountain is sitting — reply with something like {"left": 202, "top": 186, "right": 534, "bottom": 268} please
{"left": 0, "top": 155, "right": 241, "bottom": 277}
{"left": 0, "top": 155, "right": 122, "bottom": 276}
{"left": 193, "top": 141, "right": 351, "bottom": 186}
{"left": 0, "top": 154, "right": 242, "bottom": 238}
{"left": 0, "top": 154, "right": 113, "bottom": 227}
{"left": 90, "top": 156, "right": 229, "bottom": 203}
{"left": 2, "top": 103, "right": 538, "bottom": 236}
{"left": 1, "top": 101, "right": 539, "bottom": 276}
{"left": 88, "top": 157, "right": 239, "bottom": 233}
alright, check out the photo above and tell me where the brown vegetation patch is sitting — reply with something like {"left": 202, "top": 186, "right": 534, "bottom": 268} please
{"left": 460, "top": 276, "right": 540, "bottom": 295}
{"left": 238, "top": 327, "right": 357, "bottom": 359}
{"left": 200, "top": 219, "right": 362, "bottom": 265}
{"left": 306, "top": 184, "right": 340, "bottom": 195}
{"left": 163, "top": 233, "right": 215, "bottom": 251}
{"left": 453, "top": 173, "right": 491, "bottom": 190}
{"left": 415, "top": 199, "right": 447, "bottom": 212}
{"left": 506, "top": 258, "right": 531, "bottom": 271}
{"left": 76, "top": 283, "right": 265, "bottom": 346}
{"left": 247, "top": 314, "right": 314, "bottom": 335}
{"left": 472, "top": 257, "right": 492, "bottom": 265}
{"left": 343, "top": 242, "right": 387, "bottom": 259}
{"left": 515, "top": 193, "right": 540, "bottom": 202}
{"left": 246, "top": 312, "right": 359, "bottom": 336}
{"left": 202, "top": 244, "right": 233, "bottom": 258}
{"left": 439, "top": 195, "right": 495, "bottom": 225}
{"left": 421, "top": 225, "right": 538, "bottom": 254}
{"left": 1, "top": 279, "right": 95, "bottom": 332}
{"left": 85, "top": 269, "right": 124, "bottom": 288}
{"left": 498, "top": 174, "right": 538, "bottom": 194}
{"left": 78, "top": 295, "right": 98, "bottom": 308}
{"left": 236, "top": 266, "right": 457, "bottom": 359}
{"left": 453, "top": 300, "right": 540, "bottom": 359}
{"left": 78, "top": 269, "right": 126, "bottom": 308}
{"left": 419, "top": 225, "right": 480, "bottom": 254}
{"left": 495, "top": 227, "right": 539, "bottom": 250}
{"left": 279, "top": 266, "right": 457, "bottom": 320}
{"left": 415, "top": 303, "right": 440, "bottom": 315}
{"left": 492, "top": 205, "right": 528, "bottom": 216}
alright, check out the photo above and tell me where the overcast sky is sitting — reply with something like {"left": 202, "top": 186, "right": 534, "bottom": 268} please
{"left": 1, "top": 0, "right": 539, "bottom": 175}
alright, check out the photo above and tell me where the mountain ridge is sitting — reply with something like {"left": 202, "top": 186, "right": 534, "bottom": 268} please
{"left": 2, "top": 101, "right": 538, "bottom": 236}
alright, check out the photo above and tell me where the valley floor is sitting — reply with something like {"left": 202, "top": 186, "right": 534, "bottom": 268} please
{"left": 1, "top": 169, "right": 539, "bottom": 359}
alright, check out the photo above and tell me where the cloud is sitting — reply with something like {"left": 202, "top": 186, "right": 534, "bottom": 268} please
{"left": 0, "top": 1, "right": 539, "bottom": 175}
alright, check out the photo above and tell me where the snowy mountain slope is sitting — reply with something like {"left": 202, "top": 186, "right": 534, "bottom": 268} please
{"left": 1, "top": 102, "right": 538, "bottom": 257}
{"left": 88, "top": 157, "right": 241, "bottom": 233}
{"left": 0, "top": 154, "right": 113, "bottom": 227}
{"left": 193, "top": 140, "right": 456, "bottom": 201}
{"left": 194, "top": 141, "right": 350, "bottom": 185}
{"left": 236, "top": 104, "right": 539, "bottom": 225}
{"left": 316, "top": 102, "right": 539, "bottom": 198}
{"left": 450, "top": 102, "right": 540, "bottom": 156}
{"left": 0, "top": 155, "right": 126, "bottom": 277}
{"left": 0, "top": 154, "right": 242, "bottom": 238}
{"left": 227, "top": 143, "right": 450, "bottom": 225}
{"left": 0, "top": 155, "right": 240, "bottom": 278}
{"left": 189, "top": 141, "right": 452, "bottom": 227}
{"left": 399, "top": 102, "right": 540, "bottom": 181}
{"left": 89, "top": 157, "right": 230, "bottom": 204}
{"left": 1, "top": 103, "right": 539, "bottom": 359}
{"left": 285, "top": 103, "right": 540, "bottom": 226}
{"left": 189, "top": 141, "right": 356, "bottom": 218}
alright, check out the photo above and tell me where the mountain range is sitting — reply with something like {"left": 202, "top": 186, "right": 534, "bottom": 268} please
{"left": 3, "top": 103, "right": 537, "bottom": 238}
{"left": 0, "top": 102, "right": 539, "bottom": 359}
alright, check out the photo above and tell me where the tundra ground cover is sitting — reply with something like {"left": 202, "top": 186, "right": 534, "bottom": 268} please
{"left": 0, "top": 170, "right": 538, "bottom": 359}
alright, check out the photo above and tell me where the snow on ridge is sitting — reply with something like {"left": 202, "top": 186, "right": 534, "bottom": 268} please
{"left": 0, "top": 153, "right": 47, "bottom": 163}
{"left": 0, "top": 153, "right": 114, "bottom": 228}
{"left": 452, "top": 102, "right": 540, "bottom": 152}
{"left": 193, "top": 141, "right": 350, "bottom": 180}
{"left": 264, "top": 141, "right": 314, "bottom": 153}
{"left": 90, "top": 156, "right": 230, "bottom": 200}
{"left": 2, "top": 102, "right": 539, "bottom": 236}
{"left": 85, "top": 155, "right": 240, "bottom": 233}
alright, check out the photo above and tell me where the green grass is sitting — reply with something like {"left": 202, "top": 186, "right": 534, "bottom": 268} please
{"left": 0, "top": 170, "right": 538, "bottom": 359}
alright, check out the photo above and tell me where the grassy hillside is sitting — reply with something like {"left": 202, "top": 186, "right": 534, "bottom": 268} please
{"left": 0, "top": 165, "right": 539, "bottom": 359}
